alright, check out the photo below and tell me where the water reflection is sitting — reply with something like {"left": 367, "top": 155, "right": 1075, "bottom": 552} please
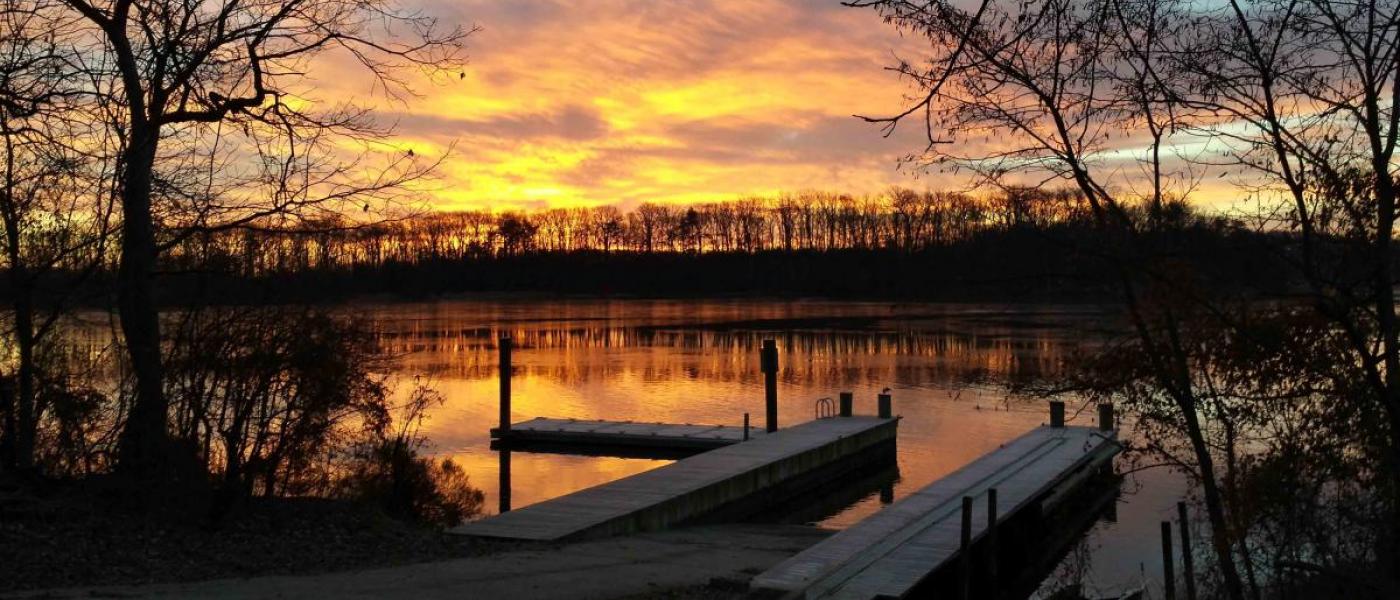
{"left": 361, "top": 299, "right": 1177, "bottom": 596}
{"left": 369, "top": 301, "right": 1110, "bottom": 521}
{"left": 749, "top": 459, "right": 901, "bottom": 526}
{"left": 498, "top": 449, "right": 511, "bottom": 514}
{"left": 377, "top": 325, "right": 1073, "bottom": 387}
{"left": 915, "top": 476, "right": 1125, "bottom": 600}
{"left": 30, "top": 300, "right": 1174, "bottom": 597}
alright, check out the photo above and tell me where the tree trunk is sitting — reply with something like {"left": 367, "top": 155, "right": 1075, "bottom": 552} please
{"left": 0, "top": 126, "right": 35, "bottom": 473}
{"left": 114, "top": 124, "right": 171, "bottom": 481}
{"left": 1386, "top": 406, "right": 1400, "bottom": 581}
{"left": 0, "top": 373, "right": 13, "bottom": 472}
{"left": 1181, "top": 405, "right": 1249, "bottom": 600}
{"left": 1370, "top": 177, "right": 1400, "bottom": 583}
{"left": 10, "top": 277, "right": 36, "bottom": 472}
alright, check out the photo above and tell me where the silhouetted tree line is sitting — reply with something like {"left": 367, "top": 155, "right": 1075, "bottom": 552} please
{"left": 138, "top": 187, "right": 1297, "bottom": 302}
{"left": 165, "top": 187, "right": 1089, "bottom": 271}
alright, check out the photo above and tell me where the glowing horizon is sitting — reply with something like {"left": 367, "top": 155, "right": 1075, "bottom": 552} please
{"left": 302, "top": 1, "right": 936, "bottom": 212}
{"left": 310, "top": 0, "right": 1244, "bottom": 214}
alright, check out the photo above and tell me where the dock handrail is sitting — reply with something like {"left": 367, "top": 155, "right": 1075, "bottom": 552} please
{"left": 815, "top": 397, "right": 836, "bottom": 419}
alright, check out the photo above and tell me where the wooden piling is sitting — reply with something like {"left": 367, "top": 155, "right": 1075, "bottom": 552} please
{"left": 959, "top": 495, "right": 973, "bottom": 600}
{"left": 743, "top": 413, "right": 750, "bottom": 441}
{"left": 878, "top": 393, "right": 892, "bottom": 419}
{"left": 1178, "top": 502, "right": 1197, "bottom": 600}
{"left": 1049, "top": 400, "right": 1065, "bottom": 428}
{"left": 1161, "top": 521, "right": 1176, "bottom": 600}
{"left": 987, "top": 488, "right": 999, "bottom": 599}
{"left": 839, "top": 391, "right": 853, "bottom": 417}
{"left": 499, "top": 336, "right": 512, "bottom": 433}
{"left": 761, "top": 339, "right": 778, "bottom": 432}
{"left": 498, "top": 449, "right": 512, "bottom": 514}
{"left": 1098, "top": 403, "right": 1115, "bottom": 431}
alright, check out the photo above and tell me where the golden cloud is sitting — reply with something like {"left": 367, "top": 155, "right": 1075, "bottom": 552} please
{"left": 297, "top": 0, "right": 945, "bottom": 211}
{"left": 303, "top": 0, "right": 1246, "bottom": 212}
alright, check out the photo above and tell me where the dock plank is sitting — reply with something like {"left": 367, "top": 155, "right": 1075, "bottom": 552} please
{"left": 751, "top": 425, "right": 1119, "bottom": 599}
{"left": 457, "top": 417, "right": 897, "bottom": 542}
{"left": 494, "top": 417, "right": 763, "bottom": 452}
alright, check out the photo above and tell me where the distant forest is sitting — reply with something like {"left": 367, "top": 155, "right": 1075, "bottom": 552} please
{"left": 107, "top": 186, "right": 1290, "bottom": 303}
{"left": 5, "top": 187, "right": 1297, "bottom": 304}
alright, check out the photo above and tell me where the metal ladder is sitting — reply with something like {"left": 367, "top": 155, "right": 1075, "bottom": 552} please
{"left": 814, "top": 396, "right": 836, "bottom": 419}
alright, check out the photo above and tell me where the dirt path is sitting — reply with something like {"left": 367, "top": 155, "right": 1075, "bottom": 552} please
{"left": 5, "top": 524, "right": 829, "bottom": 600}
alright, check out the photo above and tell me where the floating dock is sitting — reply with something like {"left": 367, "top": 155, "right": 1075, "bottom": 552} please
{"left": 751, "top": 421, "right": 1120, "bottom": 599}
{"left": 492, "top": 417, "right": 762, "bottom": 454}
{"left": 455, "top": 415, "right": 898, "bottom": 542}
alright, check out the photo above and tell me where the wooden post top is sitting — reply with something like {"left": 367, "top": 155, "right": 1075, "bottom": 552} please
{"left": 760, "top": 339, "right": 778, "bottom": 373}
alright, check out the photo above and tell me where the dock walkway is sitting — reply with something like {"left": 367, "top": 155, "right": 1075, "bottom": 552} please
{"left": 751, "top": 424, "right": 1119, "bottom": 599}
{"left": 492, "top": 417, "right": 761, "bottom": 453}
{"left": 456, "top": 416, "right": 897, "bottom": 542}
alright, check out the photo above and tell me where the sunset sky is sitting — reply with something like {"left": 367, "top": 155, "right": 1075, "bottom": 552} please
{"left": 309, "top": 0, "right": 1234, "bottom": 213}
{"left": 315, "top": 0, "right": 933, "bottom": 212}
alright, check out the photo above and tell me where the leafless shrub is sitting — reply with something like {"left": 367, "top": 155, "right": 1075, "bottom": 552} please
{"left": 334, "top": 381, "right": 484, "bottom": 527}
{"left": 153, "top": 306, "right": 481, "bottom": 524}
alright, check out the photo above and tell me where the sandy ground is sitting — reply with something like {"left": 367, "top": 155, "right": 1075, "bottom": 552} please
{"left": 5, "top": 524, "right": 829, "bottom": 600}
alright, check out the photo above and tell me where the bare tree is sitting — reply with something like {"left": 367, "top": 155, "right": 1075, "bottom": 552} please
{"left": 854, "top": 0, "right": 1400, "bottom": 595}
{"left": 0, "top": 0, "right": 115, "bottom": 473}
{"left": 51, "top": 0, "right": 470, "bottom": 482}
{"left": 846, "top": 0, "right": 1264, "bottom": 595}
{"left": 592, "top": 205, "right": 624, "bottom": 254}
{"left": 1169, "top": 1, "right": 1400, "bottom": 581}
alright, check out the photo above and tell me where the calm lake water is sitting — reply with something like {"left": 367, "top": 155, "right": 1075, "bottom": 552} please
{"left": 367, "top": 298, "right": 1185, "bottom": 598}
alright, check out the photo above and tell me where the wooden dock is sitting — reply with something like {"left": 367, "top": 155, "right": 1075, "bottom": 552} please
{"left": 492, "top": 417, "right": 762, "bottom": 453}
{"left": 455, "top": 416, "right": 898, "bottom": 542}
{"left": 751, "top": 423, "right": 1120, "bottom": 599}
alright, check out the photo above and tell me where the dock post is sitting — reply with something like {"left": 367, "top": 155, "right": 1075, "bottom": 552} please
{"left": 743, "top": 413, "right": 750, "bottom": 441}
{"left": 878, "top": 392, "right": 892, "bottom": 419}
{"left": 1049, "top": 400, "right": 1065, "bottom": 428}
{"left": 987, "top": 488, "right": 999, "bottom": 599}
{"left": 959, "top": 496, "right": 973, "bottom": 600}
{"left": 762, "top": 339, "right": 779, "bottom": 432}
{"left": 1161, "top": 521, "right": 1177, "bottom": 600}
{"left": 1178, "top": 502, "right": 1197, "bottom": 600}
{"left": 839, "top": 391, "right": 853, "bottom": 417}
{"left": 498, "top": 449, "right": 512, "bottom": 514}
{"left": 499, "top": 336, "right": 513, "bottom": 433}
{"left": 1098, "top": 403, "right": 1115, "bottom": 431}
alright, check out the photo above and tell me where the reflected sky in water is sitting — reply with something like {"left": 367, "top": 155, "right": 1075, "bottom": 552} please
{"left": 365, "top": 299, "right": 1183, "bottom": 597}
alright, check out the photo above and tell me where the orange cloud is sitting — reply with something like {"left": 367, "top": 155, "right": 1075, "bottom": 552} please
{"left": 303, "top": 1, "right": 1248, "bottom": 213}
{"left": 305, "top": 0, "right": 942, "bottom": 211}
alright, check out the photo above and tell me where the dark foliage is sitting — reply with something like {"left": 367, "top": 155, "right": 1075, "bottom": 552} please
{"left": 145, "top": 207, "right": 1300, "bottom": 304}
{"left": 334, "top": 384, "right": 484, "bottom": 528}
